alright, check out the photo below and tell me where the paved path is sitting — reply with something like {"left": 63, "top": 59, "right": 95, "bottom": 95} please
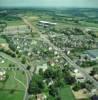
{"left": 13, "top": 70, "right": 27, "bottom": 88}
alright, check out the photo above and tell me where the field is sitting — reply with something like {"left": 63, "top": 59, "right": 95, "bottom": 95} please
{"left": 0, "top": 37, "right": 7, "bottom": 43}
{"left": 0, "top": 70, "right": 27, "bottom": 100}
{"left": 0, "top": 91, "right": 24, "bottom": 100}
{"left": 59, "top": 85, "right": 75, "bottom": 100}
{"left": 6, "top": 20, "right": 25, "bottom": 26}
{"left": 0, "top": 58, "right": 15, "bottom": 67}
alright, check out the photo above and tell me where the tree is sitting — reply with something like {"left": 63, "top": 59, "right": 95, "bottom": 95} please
{"left": 9, "top": 64, "right": 15, "bottom": 67}
{"left": 44, "top": 68, "right": 55, "bottom": 79}
{"left": 64, "top": 75, "right": 76, "bottom": 85}
{"left": 21, "top": 56, "right": 26, "bottom": 64}
{"left": 39, "top": 68, "right": 44, "bottom": 76}
{"left": 72, "top": 82, "right": 81, "bottom": 91}
{"left": 26, "top": 65, "right": 31, "bottom": 70}
{"left": 49, "top": 85, "right": 58, "bottom": 97}
{"left": 28, "top": 74, "right": 44, "bottom": 95}
{"left": 54, "top": 79, "right": 64, "bottom": 88}
{"left": 44, "top": 68, "right": 62, "bottom": 80}
{"left": 90, "top": 69, "right": 96, "bottom": 76}
{"left": 10, "top": 89, "right": 15, "bottom": 94}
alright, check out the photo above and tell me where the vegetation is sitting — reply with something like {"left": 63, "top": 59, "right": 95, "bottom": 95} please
{"left": 80, "top": 61, "right": 97, "bottom": 67}
{"left": 0, "top": 71, "right": 26, "bottom": 100}
{"left": 28, "top": 74, "right": 44, "bottom": 94}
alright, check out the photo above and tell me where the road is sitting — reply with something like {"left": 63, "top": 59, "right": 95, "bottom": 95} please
{"left": 0, "top": 52, "right": 31, "bottom": 100}
{"left": 21, "top": 16, "right": 98, "bottom": 89}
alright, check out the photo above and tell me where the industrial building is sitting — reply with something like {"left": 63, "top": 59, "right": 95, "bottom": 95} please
{"left": 86, "top": 49, "right": 98, "bottom": 60}
{"left": 39, "top": 21, "right": 57, "bottom": 26}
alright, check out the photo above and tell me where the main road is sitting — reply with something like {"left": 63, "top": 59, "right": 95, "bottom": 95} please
{"left": 21, "top": 16, "right": 98, "bottom": 89}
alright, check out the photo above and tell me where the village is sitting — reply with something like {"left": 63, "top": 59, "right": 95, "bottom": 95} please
{"left": 0, "top": 8, "right": 98, "bottom": 100}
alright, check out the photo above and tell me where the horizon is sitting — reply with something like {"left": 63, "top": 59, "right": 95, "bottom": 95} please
{"left": 0, "top": 0, "right": 98, "bottom": 8}
{"left": 0, "top": 6, "right": 98, "bottom": 9}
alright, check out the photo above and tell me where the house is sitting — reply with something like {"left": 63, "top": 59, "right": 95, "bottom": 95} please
{"left": 93, "top": 74, "right": 98, "bottom": 81}
{"left": 36, "top": 93, "right": 47, "bottom": 100}
{"left": 75, "top": 72, "right": 86, "bottom": 83}
{"left": 73, "top": 89, "right": 89, "bottom": 100}
{"left": 74, "top": 69, "right": 85, "bottom": 83}
{"left": 0, "top": 56, "right": 5, "bottom": 64}
{"left": 36, "top": 64, "right": 48, "bottom": 74}
{"left": 0, "top": 70, "right": 6, "bottom": 81}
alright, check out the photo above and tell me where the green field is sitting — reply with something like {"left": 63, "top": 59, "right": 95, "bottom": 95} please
{"left": 0, "top": 58, "right": 15, "bottom": 67}
{"left": 6, "top": 20, "right": 25, "bottom": 26}
{"left": 59, "top": 85, "right": 75, "bottom": 100}
{"left": 0, "top": 37, "right": 7, "bottom": 43}
{"left": 0, "top": 91, "right": 24, "bottom": 100}
{"left": 0, "top": 71, "right": 27, "bottom": 100}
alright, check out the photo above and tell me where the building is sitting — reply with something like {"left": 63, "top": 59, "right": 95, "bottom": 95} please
{"left": 86, "top": 49, "right": 98, "bottom": 60}
{"left": 93, "top": 74, "right": 98, "bottom": 81}
{"left": 36, "top": 63, "right": 48, "bottom": 74}
{"left": 0, "top": 70, "right": 6, "bottom": 81}
{"left": 75, "top": 72, "right": 86, "bottom": 83}
{"left": 39, "top": 21, "right": 57, "bottom": 26}
{"left": 73, "top": 89, "right": 89, "bottom": 100}
{"left": 36, "top": 93, "right": 47, "bottom": 100}
{"left": 74, "top": 69, "right": 86, "bottom": 83}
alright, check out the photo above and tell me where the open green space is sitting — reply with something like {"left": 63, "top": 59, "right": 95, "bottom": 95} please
{"left": 0, "top": 37, "right": 7, "bottom": 43}
{"left": 80, "top": 21, "right": 98, "bottom": 28}
{"left": 6, "top": 20, "right": 25, "bottom": 26}
{"left": 0, "top": 59, "right": 14, "bottom": 67}
{"left": 0, "top": 90, "right": 24, "bottom": 100}
{"left": 59, "top": 85, "right": 75, "bottom": 100}
{"left": 0, "top": 71, "right": 26, "bottom": 90}
{"left": 0, "top": 71, "right": 27, "bottom": 100}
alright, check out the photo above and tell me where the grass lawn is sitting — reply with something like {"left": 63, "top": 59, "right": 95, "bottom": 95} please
{"left": 0, "top": 90, "right": 24, "bottom": 100}
{"left": 59, "top": 85, "right": 75, "bottom": 100}
{"left": 6, "top": 20, "right": 25, "bottom": 26}
{"left": 0, "top": 37, "right": 7, "bottom": 43}
{"left": 0, "top": 71, "right": 26, "bottom": 90}
{"left": 0, "top": 58, "right": 15, "bottom": 67}
{"left": 55, "top": 21, "right": 98, "bottom": 32}
{"left": 80, "top": 21, "right": 98, "bottom": 28}
{"left": 0, "top": 71, "right": 27, "bottom": 100}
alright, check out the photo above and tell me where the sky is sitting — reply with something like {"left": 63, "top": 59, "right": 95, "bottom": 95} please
{"left": 0, "top": 0, "right": 98, "bottom": 8}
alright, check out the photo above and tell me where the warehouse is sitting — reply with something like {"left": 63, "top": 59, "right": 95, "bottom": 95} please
{"left": 86, "top": 49, "right": 98, "bottom": 60}
{"left": 39, "top": 21, "right": 57, "bottom": 25}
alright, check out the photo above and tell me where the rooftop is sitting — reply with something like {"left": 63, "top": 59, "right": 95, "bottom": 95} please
{"left": 86, "top": 49, "right": 98, "bottom": 58}
{"left": 39, "top": 21, "right": 57, "bottom": 25}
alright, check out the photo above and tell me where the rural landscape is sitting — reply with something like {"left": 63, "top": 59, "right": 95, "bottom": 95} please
{"left": 0, "top": 5, "right": 98, "bottom": 100}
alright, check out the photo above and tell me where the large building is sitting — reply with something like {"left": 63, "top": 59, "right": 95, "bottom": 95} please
{"left": 38, "top": 21, "right": 57, "bottom": 28}
{"left": 86, "top": 49, "right": 98, "bottom": 60}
